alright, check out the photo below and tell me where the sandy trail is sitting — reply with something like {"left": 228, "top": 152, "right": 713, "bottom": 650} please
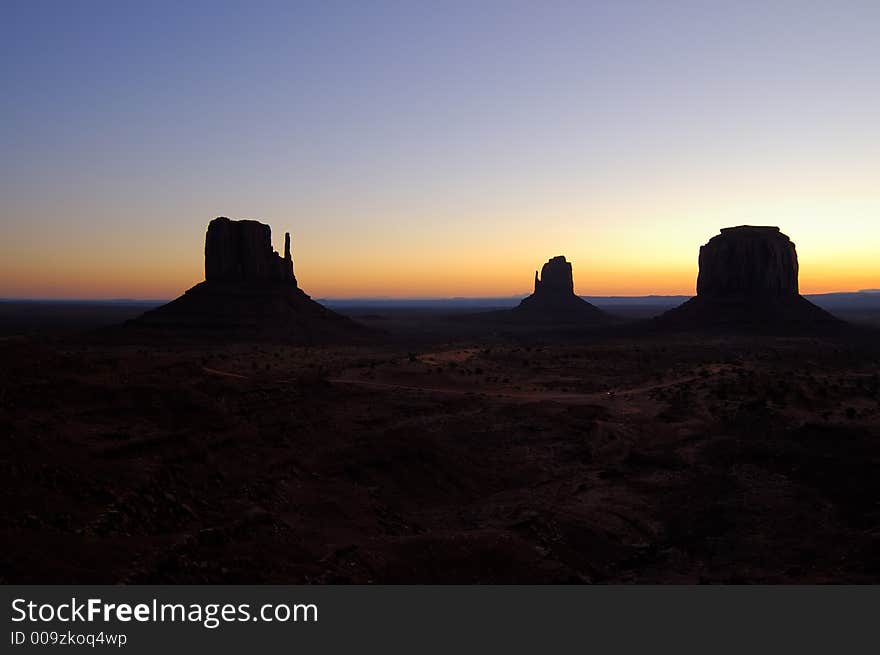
{"left": 327, "top": 375, "right": 701, "bottom": 405}
{"left": 199, "top": 364, "right": 700, "bottom": 406}
{"left": 202, "top": 367, "right": 250, "bottom": 379}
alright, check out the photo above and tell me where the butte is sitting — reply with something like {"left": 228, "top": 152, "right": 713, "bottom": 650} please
{"left": 130, "top": 217, "right": 368, "bottom": 342}
{"left": 507, "top": 255, "right": 610, "bottom": 324}
{"left": 657, "top": 226, "right": 838, "bottom": 330}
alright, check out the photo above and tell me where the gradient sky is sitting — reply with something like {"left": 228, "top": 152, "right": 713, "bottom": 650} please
{"left": 2, "top": 0, "right": 878, "bottom": 299}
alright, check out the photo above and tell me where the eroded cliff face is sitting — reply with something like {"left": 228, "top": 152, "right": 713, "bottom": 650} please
{"left": 696, "top": 226, "right": 798, "bottom": 298}
{"left": 204, "top": 217, "right": 296, "bottom": 284}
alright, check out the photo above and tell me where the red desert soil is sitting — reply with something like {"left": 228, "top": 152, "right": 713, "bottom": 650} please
{"left": 1, "top": 334, "right": 879, "bottom": 583}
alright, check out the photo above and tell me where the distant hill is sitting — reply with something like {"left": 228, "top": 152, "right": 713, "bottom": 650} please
{"left": 4, "top": 291, "right": 879, "bottom": 333}
{"left": 322, "top": 292, "right": 880, "bottom": 325}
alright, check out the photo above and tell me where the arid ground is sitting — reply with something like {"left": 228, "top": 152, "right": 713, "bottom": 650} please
{"left": 1, "top": 306, "right": 879, "bottom": 583}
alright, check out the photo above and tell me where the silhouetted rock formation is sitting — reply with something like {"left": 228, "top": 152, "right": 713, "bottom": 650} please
{"left": 697, "top": 226, "right": 798, "bottom": 298}
{"left": 131, "top": 217, "right": 367, "bottom": 342}
{"left": 205, "top": 217, "right": 296, "bottom": 284}
{"left": 658, "top": 226, "right": 838, "bottom": 330}
{"left": 533, "top": 255, "right": 575, "bottom": 296}
{"left": 511, "top": 256, "right": 609, "bottom": 323}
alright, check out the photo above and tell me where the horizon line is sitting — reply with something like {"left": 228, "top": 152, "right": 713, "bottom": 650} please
{"left": 2, "top": 289, "right": 878, "bottom": 304}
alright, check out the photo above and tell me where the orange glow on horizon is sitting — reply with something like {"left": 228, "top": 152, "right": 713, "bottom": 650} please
{"left": 1, "top": 255, "right": 876, "bottom": 300}
{"left": 3, "top": 201, "right": 877, "bottom": 300}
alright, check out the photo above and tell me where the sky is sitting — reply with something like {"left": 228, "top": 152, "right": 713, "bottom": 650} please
{"left": 1, "top": 0, "right": 878, "bottom": 299}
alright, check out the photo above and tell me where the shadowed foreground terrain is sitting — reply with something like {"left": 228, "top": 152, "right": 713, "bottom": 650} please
{"left": 2, "top": 327, "right": 879, "bottom": 583}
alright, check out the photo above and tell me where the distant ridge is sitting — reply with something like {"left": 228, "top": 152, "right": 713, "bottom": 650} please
{"left": 5, "top": 292, "right": 878, "bottom": 312}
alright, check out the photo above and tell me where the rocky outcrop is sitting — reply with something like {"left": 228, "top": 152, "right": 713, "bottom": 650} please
{"left": 658, "top": 226, "right": 838, "bottom": 330}
{"left": 205, "top": 217, "right": 296, "bottom": 284}
{"left": 511, "top": 256, "right": 609, "bottom": 324}
{"left": 697, "top": 226, "right": 798, "bottom": 298}
{"left": 131, "top": 217, "right": 368, "bottom": 343}
{"left": 533, "top": 256, "right": 575, "bottom": 297}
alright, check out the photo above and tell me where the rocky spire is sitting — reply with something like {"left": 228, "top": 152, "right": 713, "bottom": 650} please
{"left": 283, "top": 232, "right": 295, "bottom": 282}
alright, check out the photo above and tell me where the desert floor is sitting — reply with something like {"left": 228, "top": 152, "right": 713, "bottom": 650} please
{"left": 2, "top": 319, "right": 879, "bottom": 583}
